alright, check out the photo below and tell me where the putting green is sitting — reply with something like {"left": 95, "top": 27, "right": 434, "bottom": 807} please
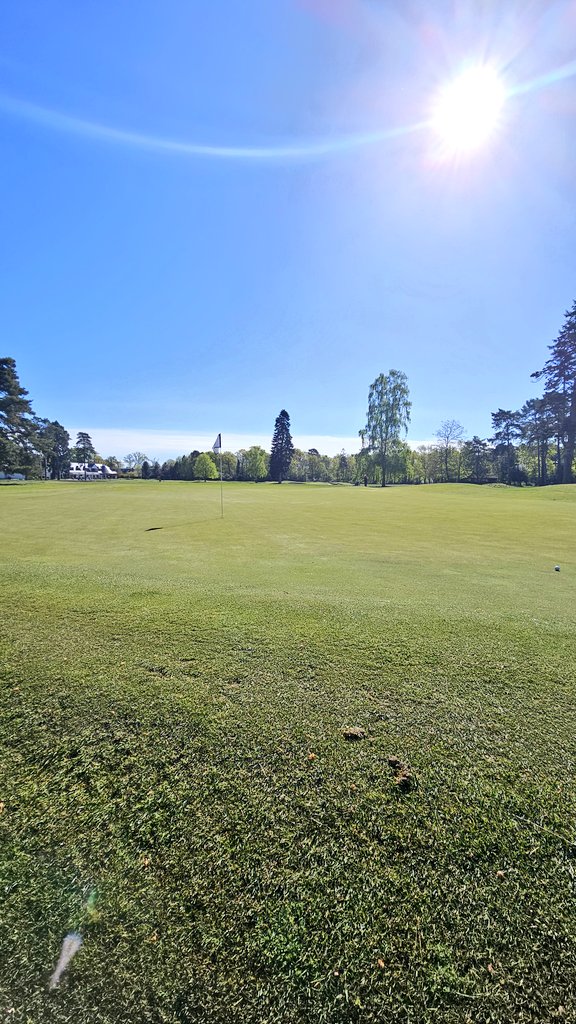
{"left": 1, "top": 481, "right": 575, "bottom": 1022}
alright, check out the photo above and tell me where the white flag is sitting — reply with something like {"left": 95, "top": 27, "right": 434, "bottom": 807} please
{"left": 212, "top": 434, "right": 221, "bottom": 452}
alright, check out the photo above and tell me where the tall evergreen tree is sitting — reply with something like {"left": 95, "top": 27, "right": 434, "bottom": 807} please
{"left": 491, "top": 409, "right": 520, "bottom": 484}
{"left": 161, "top": 459, "right": 176, "bottom": 479}
{"left": 35, "top": 419, "right": 70, "bottom": 479}
{"left": 461, "top": 436, "right": 490, "bottom": 483}
{"left": 76, "top": 432, "right": 96, "bottom": 464}
{"left": 518, "top": 398, "right": 557, "bottom": 486}
{"left": 363, "top": 370, "right": 411, "bottom": 487}
{"left": 0, "top": 357, "right": 36, "bottom": 473}
{"left": 74, "top": 432, "right": 96, "bottom": 481}
{"left": 531, "top": 300, "right": 576, "bottom": 483}
{"left": 337, "top": 451, "right": 349, "bottom": 482}
{"left": 269, "top": 409, "right": 294, "bottom": 483}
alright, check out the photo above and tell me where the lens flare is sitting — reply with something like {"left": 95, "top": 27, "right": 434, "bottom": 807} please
{"left": 431, "top": 66, "right": 507, "bottom": 158}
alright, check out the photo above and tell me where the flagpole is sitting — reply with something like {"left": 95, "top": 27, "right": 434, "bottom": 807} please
{"left": 219, "top": 449, "right": 224, "bottom": 519}
{"left": 212, "top": 434, "right": 224, "bottom": 518}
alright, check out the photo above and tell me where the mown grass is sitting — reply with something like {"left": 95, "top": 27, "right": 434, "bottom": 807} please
{"left": 1, "top": 480, "right": 575, "bottom": 1023}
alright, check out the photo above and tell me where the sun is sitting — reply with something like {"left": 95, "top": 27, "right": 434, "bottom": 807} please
{"left": 431, "top": 66, "right": 507, "bottom": 158}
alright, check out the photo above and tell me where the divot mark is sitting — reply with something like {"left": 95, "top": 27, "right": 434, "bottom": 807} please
{"left": 387, "top": 756, "right": 417, "bottom": 792}
{"left": 342, "top": 727, "right": 366, "bottom": 741}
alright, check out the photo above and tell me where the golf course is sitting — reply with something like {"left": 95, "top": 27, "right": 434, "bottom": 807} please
{"left": 1, "top": 480, "right": 575, "bottom": 1023}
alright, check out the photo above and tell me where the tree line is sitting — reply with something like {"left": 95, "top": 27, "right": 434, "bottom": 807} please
{"left": 2, "top": 299, "right": 575, "bottom": 485}
{"left": 414, "top": 299, "right": 576, "bottom": 487}
{"left": 356, "top": 300, "right": 576, "bottom": 486}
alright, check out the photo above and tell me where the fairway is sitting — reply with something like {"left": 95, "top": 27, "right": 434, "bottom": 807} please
{"left": 1, "top": 481, "right": 576, "bottom": 1022}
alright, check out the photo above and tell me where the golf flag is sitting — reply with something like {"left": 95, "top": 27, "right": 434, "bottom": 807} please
{"left": 212, "top": 434, "right": 221, "bottom": 452}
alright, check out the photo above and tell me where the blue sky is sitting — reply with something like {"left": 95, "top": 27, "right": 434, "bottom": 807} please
{"left": 1, "top": 0, "right": 575, "bottom": 460}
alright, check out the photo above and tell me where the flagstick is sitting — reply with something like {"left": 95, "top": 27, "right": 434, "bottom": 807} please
{"left": 212, "top": 434, "right": 224, "bottom": 518}
{"left": 219, "top": 449, "right": 224, "bottom": 518}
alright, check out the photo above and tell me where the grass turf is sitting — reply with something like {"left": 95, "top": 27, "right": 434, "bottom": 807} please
{"left": 1, "top": 480, "right": 575, "bottom": 1023}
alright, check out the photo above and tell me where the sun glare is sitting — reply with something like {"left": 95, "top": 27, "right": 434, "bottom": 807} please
{"left": 431, "top": 66, "right": 507, "bottom": 158}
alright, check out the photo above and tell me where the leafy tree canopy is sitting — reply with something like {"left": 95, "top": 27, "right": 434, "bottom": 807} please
{"left": 243, "top": 446, "right": 268, "bottom": 482}
{"left": 124, "top": 452, "right": 150, "bottom": 470}
{"left": 194, "top": 452, "right": 218, "bottom": 480}
{"left": 363, "top": 370, "right": 411, "bottom": 486}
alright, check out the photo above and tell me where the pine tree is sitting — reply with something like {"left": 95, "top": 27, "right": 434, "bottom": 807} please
{"left": 35, "top": 419, "right": 70, "bottom": 479}
{"left": 461, "top": 436, "right": 490, "bottom": 484}
{"left": 531, "top": 300, "right": 576, "bottom": 483}
{"left": 490, "top": 409, "right": 520, "bottom": 484}
{"left": 76, "top": 432, "right": 96, "bottom": 463}
{"left": 74, "top": 432, "right": 96, "bottom": 481}
{"left": 0, "top": 357, "right": 36, "bottom": 473}
{"left": 269, "top": 409, "right": 294, "bottom": 483}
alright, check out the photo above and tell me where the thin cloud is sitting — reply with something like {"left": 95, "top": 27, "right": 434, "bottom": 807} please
{"left": 69, "top": 426, "right": 434, "bottom": 459}
{"left": 69, "top": 427, "right": 363, "bottom": 458}
{"left": 0, "top": 94, "right": 426, "bottom": 162}
{"left": 1, "top": 54, "right": 572, "bottom": 163}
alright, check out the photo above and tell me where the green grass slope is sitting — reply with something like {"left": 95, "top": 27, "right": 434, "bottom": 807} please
{"left": 1, "top": 481, "right": 575, "bottom": 1023}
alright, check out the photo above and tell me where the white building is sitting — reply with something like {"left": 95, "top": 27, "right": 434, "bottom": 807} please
{"left": 68, "top": 462, "right": 117, "bottom": 480}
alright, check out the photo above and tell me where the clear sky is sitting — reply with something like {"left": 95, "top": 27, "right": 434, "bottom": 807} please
{"left": 1, "top": 1, "right": 575, "bottom": 460}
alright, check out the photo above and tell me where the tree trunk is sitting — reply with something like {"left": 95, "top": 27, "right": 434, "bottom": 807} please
{"left": 381, "top": 445, "right": 387, "bottom": 486}
{"left": 555, "top": 434, "right": 562, "bottom": 482}
{"left": 561, "top": 387, "right": 576, "bottom": 483}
